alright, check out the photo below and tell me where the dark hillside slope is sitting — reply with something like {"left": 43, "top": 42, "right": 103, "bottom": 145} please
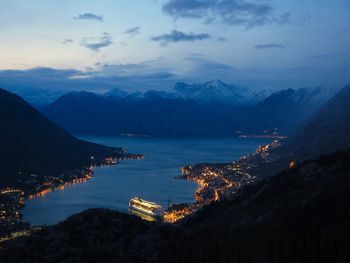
{"left": 281, "top": 84, "right": 350, "bottom": 160}
{"left": 0, "top": 88, "right": 125, "bottom": 186}
{"left": 163, "top": 150, "right": 350, "bottom": 262}
{"left": 1, "top": 86, "right": 349, "bottom": 262}
{"left": 248, "top": 88, "right": 327, "bottom": 133}
{"left": 2, "top": 150, "right": 350, "bottom": 263}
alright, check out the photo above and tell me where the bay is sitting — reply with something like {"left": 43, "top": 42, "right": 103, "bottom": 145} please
{"left": 22, "top": 136, "right": 269, "bottom": 225}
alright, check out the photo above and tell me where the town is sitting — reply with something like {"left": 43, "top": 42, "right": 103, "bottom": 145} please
{"left": 164, "top": 140, "right": 283, "bottom": 223}
{"left": 0, "top": 154, "right": 144, "bottom": 240}
{"left": 1, "top": 140, "right": 282, "bottom": 232}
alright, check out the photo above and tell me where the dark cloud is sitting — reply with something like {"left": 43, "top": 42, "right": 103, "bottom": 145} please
{"left": 151, "top": 30, "right": 211, "bottom": 44}
{"left": 0, "top": 67, "right": 83, "bottom": 80}
{"left": 0, "top": 65, "right": 175, "bottom": 84}
{"left": 124, "top": 27, "right": 141, "bottom": 36}
{"left": 74, "top": 13, "right": 103, "bottom": 21}
{"left": 0, "top": 65, "right": 177, "bottom": 95}
{"left": 162, "top": 0, "right": 290, "bottom": 28}
{"left": 255, "top": 43, "right": 286, "bottom": 49}
{"left": 81, "top": 32, "right": 113, "bottom": 52}
{"left": 62, "top": 39, "right": 74, "bottom": 44}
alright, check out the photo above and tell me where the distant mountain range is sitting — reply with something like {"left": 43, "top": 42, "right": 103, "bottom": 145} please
{"left": 172, "top": 80, "right": 258, "bottom": 105}
{"left": 2, "top": 80, "right": 337, "bottom": 109}
{"left": 0, "top": 88, "right": 126, "bottom": 187}
{"left": 2, "top": 84, "right": 350, "bottom": 263}
{"left": 1, "top": 77, "right": 349, "bottom": 262}
{"left": 43, "top": 84, "right": 333, "bottom": 137}
{"left": 112, "top": 80, "right": 271, "bottom": 105}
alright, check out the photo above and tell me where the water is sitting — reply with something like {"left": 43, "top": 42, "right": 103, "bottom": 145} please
{"left": 22, "top": 136, "right": 269, "bottom": 225}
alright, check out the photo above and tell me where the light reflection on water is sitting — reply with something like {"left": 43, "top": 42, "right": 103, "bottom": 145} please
{"left": 22, "top": 136, "right": 269, "bottom": 225}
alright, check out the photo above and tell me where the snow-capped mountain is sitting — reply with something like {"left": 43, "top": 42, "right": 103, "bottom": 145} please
{"left": 102, "top": 80, "right": 272, "bottom": 105}
{"left": 44, "top": 83, "right": 338, "bottom": 137}
{"left": 170, "top": 80, "right": 273, "bottom": 105}
{"left": 100, "top": 80, "right": 338, "bottom": 107}
{"left": 103, "top": 88, "right": 129, "bottom": 98}
{"left": 172, "top": 80, "right": 248, "bottom": 105}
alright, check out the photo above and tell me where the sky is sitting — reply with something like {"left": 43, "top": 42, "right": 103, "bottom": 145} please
{"left": 0, "top": 0, "right": 350, "bottom": 93}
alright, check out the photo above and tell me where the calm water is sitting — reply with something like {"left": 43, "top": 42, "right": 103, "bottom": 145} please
{"left": 23, "top": 136, "right": 269, "bottom": 225}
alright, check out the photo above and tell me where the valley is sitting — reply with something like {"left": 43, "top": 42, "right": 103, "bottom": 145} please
{"left": 1, "top": 1, "right": 349, "bottom": 261}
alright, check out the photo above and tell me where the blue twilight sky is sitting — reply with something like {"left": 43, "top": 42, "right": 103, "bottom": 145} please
{"left": 0, "top": 0, "right": 350, "bottom": 92}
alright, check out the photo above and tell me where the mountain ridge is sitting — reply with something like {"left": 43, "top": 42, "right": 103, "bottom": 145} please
{"left": 0, "top": 88, "right": 127, "bottom": 187}
{"left": 102, "top": 80, "right": 272, "bottom": 105}
{"left": 281, "top": 84, "right": 350, "bottom": 160}
{"left": 1, "top": 85, "right": 350, "bottom": 262}
{"left": 43, "top": 86, "right": 331, "bottom": 137}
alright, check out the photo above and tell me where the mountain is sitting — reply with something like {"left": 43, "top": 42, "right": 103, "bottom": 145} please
{"left": 0, "top": 85, "right": 67, "bottom": 109}
{"left": 103, "top": 88, "right": 129, "bottom": 98}
{"left": 43, "top": 86, "right": 331, "bottom": 137}
{"left": 245, "top": 87, "right": 332, "bottom": 133}
{"left": 172, "top": 80, "right": 251, "bottom": 105}
{"left": 172, "top": 80, "right": 273, "bottom": 105}
{"left": 281, "top": 84, "right": 350, "bottom": 160}
{"left": 0, "top": 88, "right": 127, "bottom": 187}
{"left": 166, "top": 150, "right": 350, "bottom": 263}
{"left": 103, "top": 80, "right": 272, "bottom": 105}
{"left": 2, "top": 86, "right": 350, "bottom": 263}
{"left": 2, "top": 150, "right": 350, "bottom": 262}
{"left": 44, "top": 91, "right": 235, "bottom": 137}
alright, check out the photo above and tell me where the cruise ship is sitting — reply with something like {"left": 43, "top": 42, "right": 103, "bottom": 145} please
{"left": 128, "top": 197, "right": 164, "bottom": 219}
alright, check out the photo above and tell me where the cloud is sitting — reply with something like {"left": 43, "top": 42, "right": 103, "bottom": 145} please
{"left": 0, "top": 67, "right": 83, "bottom": 80}
{"left": 217, "top": 36, "right": 227, "bottom": 42}
{"left": 0, "top": 65, "right": 177, "bottom": 95}
{"left": 173, "top": 55, "right": 236, "bottom": 83}
{"left": 151, "top": 30, "right": 211, "bottom": 44}
{"left": 62, "top": 39, "right": 74, "bottom": 44}
{"left": 81, "top": 32, "right": 113, "bottom": 52}
{"left": 93, "top": 62, "right": 176, "bottom": 80}
{"left": 0, "top": 64, "right": 175, "bottom": 83}
{"left": 162, "top": 0, "right": 290, "bottom": 28}
{"left": 255, "top": 43, "right": 286, "bottom": 49}
{"left": 74, "top": 13, "right": 103, "bottom": 21}
{"left": 124, "top": 27, "right": 141, "bottom": 36}
{"left": 186, "top": 55, "right": 234, "bottom": 72}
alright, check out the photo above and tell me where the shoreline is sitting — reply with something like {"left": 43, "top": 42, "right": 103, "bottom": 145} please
{"left": 164, "top": 140, "right": 282, "bottom": 222}
{"left": 0, "top": 154, "right": 144, "bottom": 239}
{"left": 1, "top": 139, "right": 281, "bottom": 229}
{"left": 26, "top": 153, "right": 144, "bottom": 200}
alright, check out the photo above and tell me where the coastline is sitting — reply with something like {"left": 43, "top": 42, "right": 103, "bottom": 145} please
{"left": 165, "top": 140, "right": 282, "bottom": 222}
{"left": 2, "top": 138, "right": 280, "bottom": 228}
{"left": 0, "top": 153, "right": 144, "bottom": 239}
